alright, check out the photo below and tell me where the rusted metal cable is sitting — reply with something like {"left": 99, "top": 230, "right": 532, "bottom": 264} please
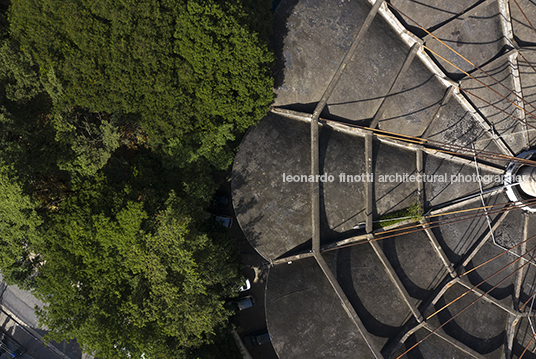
{"left": 460, "top": 87, "right": 534, "bottom": 132}
{"left": 387, "top": 2, "right": 536, "bottom": 116}
{"left": 323, "top": 117, "right": 536, "bottom": 166}
{"left": 423, "top": 45, "right": 536, "bottom": 128}
{"left": 323, "top": 200, "right": 536, "bottom": 252}
{"left": 521, "top": 291, "right": 536, "bottom": 311}
{"left": 395, "top": 251, "right": 536, "bottom": 359}
{"left": 511, "top": 0, "right": 536, "bottom": 46}
{"left": 426, "top": 238, "right": 536, "bottom": 320}
{"left": 519, "top": 51, "right": 536, "bottom": 76}
{"left": 520, "top": 332, "right": 536, "bottom": 359}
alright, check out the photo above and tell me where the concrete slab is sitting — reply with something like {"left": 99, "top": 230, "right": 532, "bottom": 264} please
{"left": 324, "top": 3, "right": 411, "bottom": 123}
{"left": 320, "top": 126, "right": 367, "bottom": 236}
{"left": 389, "top": 0, "right": 481, "bottom": 31}
{"left": 373, "top": 140, "right": 419, "bottom": 216}
{"left": 393, "top": 326, "right": 488, "bottom": 359}
{"left": 425, "top": 1, "right": 506, "bottom": 78}
{"left": 510, "top": 0, "right": 536, "bottom": 45}
{"left": 430, "top": 193, "right": 508, "bottom": 264}
{"left": 334, "top": 245, "right": 414, "bottom": 350}
{"left": 382, "top": 231, "right": 449, "bottom": 306}
{"left": 236, "top": 0, "right": 536, "bottom": 357}
{"left": 424, "top": 98, "right": 506, "bottom": 164}
{"left": 460, "top": 52, "right": 527, "bottom": 154}
{"left": 423, "top": 151, "right": 499, "bottom": 209}
{"left": 425, "top": 283, "right": 508, "bottom": 358}
{"left": 265, "top": 257, "right": 377, "bottom": 359}
{"left": 375, "top": 57, "right": 447, "bottom": 136}
{"left": 232, "top": 112, "right": 312, "bottom": 261}
{"left": 518, "top": 49, "right": 536, "bottom": 146}
{"left": 272, "top": 0, "right": 369, "bottom": 107}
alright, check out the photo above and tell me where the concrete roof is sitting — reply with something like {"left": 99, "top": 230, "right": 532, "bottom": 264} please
{"left": 232, "top": 0, "right": 536, "bottom": 357}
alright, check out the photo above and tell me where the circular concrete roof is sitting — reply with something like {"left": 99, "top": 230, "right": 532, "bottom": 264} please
{"left": 232, "top": 0, "right": 536, "bottom": 358}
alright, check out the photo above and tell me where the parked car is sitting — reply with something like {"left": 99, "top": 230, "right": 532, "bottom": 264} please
{"left": 210, "top": 214, "right": 233, "bottom": 228}
{"left": 227, "top": 295, "right": 255, "bottom": 311}
{"left": 244, "top": 329, "right": 271, "bottom": 348}
{"left": 234, "top": 277, "right": 251, "bottom": 293}
{"left": 239, "top": 278, "right": 251, "bottom": 292}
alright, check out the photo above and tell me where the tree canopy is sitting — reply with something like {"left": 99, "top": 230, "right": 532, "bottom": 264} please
{"left": 9, "top": 0, "right": 274, "bottom": 168}
{"left": 0, "top": 0, "right": 274, "bottom": 357}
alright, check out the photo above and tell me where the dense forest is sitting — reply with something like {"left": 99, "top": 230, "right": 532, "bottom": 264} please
{"left": 0, "top": 0, "right": 274, "bottom": 357}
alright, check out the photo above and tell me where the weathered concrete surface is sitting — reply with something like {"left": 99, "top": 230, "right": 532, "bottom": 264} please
{"left": 425, "top": 283, "right": 508, "bottom": 359}
{"left": 390, "top": 0, "right": 481, "bottom": 31}
{"left": 510, "top": 0, "right": 536, "bottom": 45}
{"left": 382, "top": 230, "right": 449, "bottom": 308}
{"left": 460, "top": 52, "right": 527, "bottom": 154}
{"left": 320, "top": 126, "right": 367, "bottom": 235}
{"left": 424, "top": 1, "right": 506, "bottom": 78}
{"left": 373, "top": 140, "right": 419, "bottom": 216}
{"left": 324, "top": 5, "right": 410, "bottom": 122}
{"left": 375, "top": 56, "right": 447, "bottom": 136}
{"left": 423, "top": 98, "right": 506, "bottom": 162}
{"left": 333, "top": 245, "right": 414, "bottom": 350}
{"left": 234, "top": 0, "right": 536, "bottom": 357}
{"left": 272, "top": 0, "right": 369, "bottom": 108}
{"left": 430, "top": 193, "right": 507, "bottom": 264}
{"left": 392, "top": 327, "right": 489, "bottom": 359}
{"left": 518, "top": 49, "right": 536, "bottom": 146}
{"left": 232, "top": 112, "right": 311, "bottom": 261}
{"left": 265, "top": 257, "right": 376, "bottom": 359}
{"left": 423, "top": 151, "right": 499, "bottom": 208}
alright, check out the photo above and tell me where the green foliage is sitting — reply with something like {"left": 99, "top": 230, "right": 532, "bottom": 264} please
{"left": 0, "top": 163, "right": 42, "bottom": 286}
{"left": 375, "top": 202, "right": 423, "bottom": 229}
{"left": 9, "top": 0, "right": 274, "bottom": 167}
{"left": 1, "top": 0, "right": 272, "bottom": 357}
{"left": 53, "top": 108, "right": 120, "bottom": 178}
{"left": 35, "top": 182, "right": 241, "bottom": 358}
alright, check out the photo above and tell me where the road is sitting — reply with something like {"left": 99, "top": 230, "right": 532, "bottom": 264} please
{"left": 0, "top": 275, "right": 86, "bottom": 359}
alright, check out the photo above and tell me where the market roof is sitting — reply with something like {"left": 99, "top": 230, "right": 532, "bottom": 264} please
{"left": 232, "top": 0, "right": 536, "bottom": 358}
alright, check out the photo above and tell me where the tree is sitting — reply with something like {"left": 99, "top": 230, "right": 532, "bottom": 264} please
{"left": 53, "top": 108, "right": 121, "bottom": 179}
{"left": 34, "top": 179, "right": 242, "bottom": 358}
{"left": 9, "top": 0, "right": 274, "bottom": 168}
{"left": 0, "top": 163, "right": 42, "bottom": 287}
{"left": 1, "top": 1, "right": 268, "bottom": 357}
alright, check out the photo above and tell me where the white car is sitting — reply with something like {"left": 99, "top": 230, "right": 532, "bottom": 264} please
{"left": 239, "top": 278, "right": 251, "bottom": 292}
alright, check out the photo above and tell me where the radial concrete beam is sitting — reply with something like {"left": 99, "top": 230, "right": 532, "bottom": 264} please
{"left": 369, "top": 42, "right": 420, "bottom": 129}
{"left": 421, "top": 218, "right": 457, "bottom": 278}
{"left": 369, "top": 240, "right": 423, "bottom": 321}
{"left": 314, "top": 253, "right": 383, "bottom": 359}
{"left": 310, "top": 0, "right": 385, "bottom": 254}
{"left": 366, "top": 132, "right": 374, "bottom": 234}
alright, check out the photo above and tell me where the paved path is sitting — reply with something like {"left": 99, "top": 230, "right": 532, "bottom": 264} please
{"left": 0, "top": 276, "right": 87, "bottom": 359}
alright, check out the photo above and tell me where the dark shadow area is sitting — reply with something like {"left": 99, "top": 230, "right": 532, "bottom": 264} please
{"left": 387, "top": 0, "right": 487, "bottom": 37}
{"left": 434, "top": 296, "right": 505, "bottom": 354}
{"left": 277, "top": 102, "right": 370, "bottom": 124}
{"left": 336, "top": 247, "right": 401, "bottom": 338}
{"left": 513, "top": 339, "right": 536, "bottom": 359}
{"left": 382, "top": 238, "right": 439, "bottom": 301}
{"left": 423, "top": 45, "right": 510, "bottom": 82}
{"left": 274, "top": 239, "right": 312, "bottom": 260}
{"left": 514, "top": 35, "right": 536, "bottom": 48}
{"left": 463, "top": 266, "right": 514, "bottom": 300}
{"left": 400, "top": 333, "right": 426, "bottom": 359}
